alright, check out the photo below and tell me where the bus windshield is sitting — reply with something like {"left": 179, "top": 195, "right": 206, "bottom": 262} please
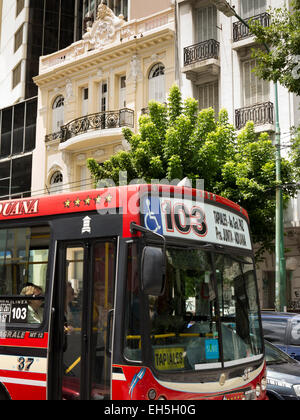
{"left": 124, "top": 245, "right": 264, "bottom": 374}
{"left": 149, "top": 248, "right": 263, "bottom": 372}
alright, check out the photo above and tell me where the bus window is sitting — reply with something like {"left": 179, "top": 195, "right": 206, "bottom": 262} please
{"left": 63, "top": 246, "right": 84, "bottom": 391}
{"left": 61, "top": 241, "right": 116, "bottom": 400}
{"left": 0, "top": 226, "right": 50, "bottom": 325}
{"left": 124, "top": 243, "right": 142, "bottom": 362}
{"left": 215, "top": 255, "right": 263, "bottom": 366}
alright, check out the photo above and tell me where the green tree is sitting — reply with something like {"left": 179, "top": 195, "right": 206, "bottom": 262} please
{"left": 248, "top": 0, "right": 300, "bottom": 190}
{"left": 289, "top": 127, "right": 300, "bottom": 183}
{"left": 87, "top": 85, "right": 296, "bottom": 257}
{"left": 219, "top": 124, "right": 295, "bottom": 258}
{"left": 249, "top": 0, "right": 300, "bottom": 96}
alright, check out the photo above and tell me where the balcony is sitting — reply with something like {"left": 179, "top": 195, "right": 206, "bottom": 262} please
{"left": 233, "top": 12, "right": 270, "bottom": 48}
{"left": 182, "top": 39, "right": 220, "bottom": 82}
{"left": 184, "top": 39, "right": 220, "bottom": 66}
{"left": 61, "top": 108, "right": 134, "bottom": 141}
{"left": 235, "top": 102, "right": 274, "bottom": 131}
{"left": 45, "top": 131, "right": 62, "bottom": 143}
{"left": 45, "top": 109, "right": 134, "bottom": 152}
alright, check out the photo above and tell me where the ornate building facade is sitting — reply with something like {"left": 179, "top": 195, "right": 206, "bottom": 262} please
{"left": 32, "top": 0, "right": 175, "bottom": 194}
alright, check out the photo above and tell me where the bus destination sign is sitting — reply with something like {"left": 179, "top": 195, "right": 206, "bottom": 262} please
{"left": 141, "top": 196, "right": 252, "bottom": 250}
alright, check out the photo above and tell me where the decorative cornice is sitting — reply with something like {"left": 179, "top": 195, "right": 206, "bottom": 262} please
{"left": 34, "top": 6, "right": 175, "bottom": 87}
{"left": 34, "top": 28, "right": 174, "bottom": 87}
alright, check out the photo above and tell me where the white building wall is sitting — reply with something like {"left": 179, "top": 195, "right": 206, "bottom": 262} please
{"left": 178, "top": 0, "right": 297, "bottom": 137}
{"left": 177, "top": 0, "right": 300, "bottom": 310}
{"left": 219, "top": 10, "right": 235, "bottom": 122}
{"left": 0, "top": 0, "right": 30, "bottom": 108}
{"left": 178, "top": 0, "right": 194, "bottom": 98}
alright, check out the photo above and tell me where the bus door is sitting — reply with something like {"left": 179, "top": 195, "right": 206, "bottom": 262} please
{"left": 50, "top": 239, "right": 116, "bottom": 400}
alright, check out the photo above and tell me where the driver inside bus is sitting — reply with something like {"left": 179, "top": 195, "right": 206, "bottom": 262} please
{"left": 21, "top": 283, "right": 44, "bottom": 324}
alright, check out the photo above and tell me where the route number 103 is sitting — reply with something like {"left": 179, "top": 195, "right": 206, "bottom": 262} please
{"left": 11, "top": 305, "right": 27, "bottom": 323}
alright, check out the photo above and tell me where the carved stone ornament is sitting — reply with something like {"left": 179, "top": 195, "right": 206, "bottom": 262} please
{"left": 97, "top": 2, "right": 115, "bottom": 20}
{"left": 128, "top": 55, "right": 142, "bottom": 82}
{"left": 82, "top": 1, "right": 125, "bottom": 51}
{"left": 65, "top": 79, "right": 74, "bottom": 104}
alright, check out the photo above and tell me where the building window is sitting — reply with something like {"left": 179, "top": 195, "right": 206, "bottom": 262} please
{"left": 0, "top": 155, "right": 32, "bottom": 200}
{"left": 111, "top": 0, "right": 128, "bottom": 18}
{"left": 52, "top": 96, "right": 65, "bottom": 133}
{"left": 49, "top": 171, "right": 63, "bottom": 195}
{"left": 14, "top": 25, "right": 24, "bottom": 52}
{"left": 242, "top": 58, "right": 269, "bottom": 106}
{"left": 12, "top": 62, "right": 22, "bottom": 89}
{"left": 119, "top": 76, "right": 126, "bottom": 108}
{"left": 16, "top": 0, "right": 24, "bottom": 17}
{"left": 100, "top": 82, "right": 108, "bottom": 112}
{"left": 195, "top": 5, "right": 217, "bottom": 43}
{"left": 82, "top": 88, "right": 89, "bottom": 116}
{"left": 198, "top": 81, "right": 219, "bottom": 113}
{"left": 149, "top": 63, "right": 166, "bottom": 103}
{"left": 241, "top": 0, "right": 266, "bottom": 19}
{"left": 0, "top": 98, "right": 37, "bottom": 159}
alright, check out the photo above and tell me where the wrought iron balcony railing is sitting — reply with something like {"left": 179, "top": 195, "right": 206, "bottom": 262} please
{"left": 233, "top": 12, "right": 270, "bottom": 42}
{"left": 235, "top": 101, "right": 274, "bottom": 130}
{"left": 60, "top": 108, "right": 134, "bottom": 143}
{"left": 184, "top": 39, "right": 220, "bottom": 67}
{"left": 45, "top": 131, "right": 62, "bottom": 143}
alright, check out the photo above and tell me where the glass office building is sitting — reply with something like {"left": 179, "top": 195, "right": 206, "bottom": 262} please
{"left": 26, "top": 0, "right": 83, "bottom": 98}
{"left": 0, "top": 0, "right": 130, "bottom": 199}
{"left": 0, "top": 0, "right": 84, "bottom": 199}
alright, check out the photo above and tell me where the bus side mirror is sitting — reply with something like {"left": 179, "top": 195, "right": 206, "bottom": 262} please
{"left": 141, "top": 246, "right": 165, "bottom": 296}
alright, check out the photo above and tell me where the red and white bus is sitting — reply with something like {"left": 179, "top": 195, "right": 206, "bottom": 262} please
{"left": 0, "top": 184, "right": 267, "bottom": 400}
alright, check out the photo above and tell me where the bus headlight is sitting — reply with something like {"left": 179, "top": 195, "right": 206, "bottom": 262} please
{"left": 255, "top": 383, "right": 261, "bottom": 398}
{"left": 261, "top": 377, "right": 267, "bottom": 392}
{"left": 148, "top": 389, "right": 157, "bottom": 400}
{"left": 293, "top": 385, "right": 300, "bottom": 397}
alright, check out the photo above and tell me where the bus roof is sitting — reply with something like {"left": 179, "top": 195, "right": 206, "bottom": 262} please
{"left": 0, "top": 184, "right": 249, "bottom": 222}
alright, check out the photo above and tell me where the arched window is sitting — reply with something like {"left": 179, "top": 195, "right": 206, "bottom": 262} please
{"left": 52, "top": 95, "right": 64, "bottom": 133}
{"left": 49, "top": 171, "right": 63, "bottom": 195}
{"left": 148, "top": 63, "right": 166, "bottom": 103}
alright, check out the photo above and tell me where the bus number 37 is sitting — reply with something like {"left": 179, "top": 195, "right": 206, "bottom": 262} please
{"left": 17, "top": 357, "right": 34, "bottom": 372}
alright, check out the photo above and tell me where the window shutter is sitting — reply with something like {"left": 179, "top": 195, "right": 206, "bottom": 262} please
{"left": 196, "top": 6, "right": 217, "bottom": 43}
{"left": 241, "top": 0, "right": 266, "bottom": 18}
{"left": 243, "top": 59, "right": 269, "bottom": 106}
{"left": 148, "top": 64, "right": 165, "bottom": 103}
{"left": 149, "top": 77, "right": 156, "bottom": 102}
{"left": 50, "top": 171, "right": 63, "bottom": 195}
{"left": 52, "top": 96, "right": 64, "bottom": 133}
{"left": 198, "top": 82, "right": 219, "bottom": 113}
{"left": 157, "top": 73, "right": 166, "bottom": 103}
{"left": 119, "top": 76, "right": 126, "bottom": 108}
{"left": 82, "top": 88, "right": 89, "bottom": 116}
{"left": 100, "top": 82, "right": 108, "bottom": 112}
